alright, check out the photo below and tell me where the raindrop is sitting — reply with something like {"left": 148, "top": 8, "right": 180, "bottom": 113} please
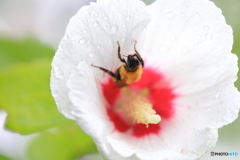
{"left": 206, "top": 33, "right": 212, "bottom": 40}
{"left": 104, "top": 16, "right": 108, "bottom": 20}
{"left": 97, "top": 44, "right": 102, "bottom": 49}
{"left": 93, "top": 21, "right": 99, "bottom": 27}
{"left": 83, "top": 29, "right": 87, "bottom": 33}
{"left": 127, "top": 15, "right": 131, "bottom": 21}
{"left": 198, "top": 43, "right": 204, "bottom": 48}
{"left": 111, "top": 25, "right": 118, "bottom": 33}
{"left": 79, "top": 38, "right": 86, "bottom": 44}
{"left": 182, "top": 47, "right": 188, "bottom": 53}
{"left": 88, "top": 52, "right": 95, "bottom": 58}
{"left": 170, "top": 35, "right": 176, "bottom": 41}
{"left": 204, "top": 26, "right": 209, "bottom": 31}
{"left": 215, "top": 91, "right": 220, "bottom": 98}
{"left": 54, "top": 66, "right": 64, "bottom": 79}
{"left": 166, "top": 11, "right": 175, "bottom": 18}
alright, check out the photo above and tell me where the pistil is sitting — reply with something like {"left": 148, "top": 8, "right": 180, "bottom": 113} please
{"left": 115, "top": 89, "right": 161, "bottom": 127}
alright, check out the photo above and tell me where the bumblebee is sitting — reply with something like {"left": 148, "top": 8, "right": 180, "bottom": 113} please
{"left": 91, "top": 41, "right": 144, "bottom": 88}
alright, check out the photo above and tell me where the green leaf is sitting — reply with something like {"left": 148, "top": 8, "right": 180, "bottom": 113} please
{"left": 0, "top": 155, "right": 12, "bottom": 160}
{"left": 27, "top": 123, "right": 97, "bottom": 160}
{"left": 0, "top": 59, "right": 72, "bottom": 134}
{"left": 0, "top": 38, "right": 54, "bottom": 70}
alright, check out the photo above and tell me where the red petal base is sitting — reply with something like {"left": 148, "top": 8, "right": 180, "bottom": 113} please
{"left": 102, "top": 68, "right": 177, "bottom": 138}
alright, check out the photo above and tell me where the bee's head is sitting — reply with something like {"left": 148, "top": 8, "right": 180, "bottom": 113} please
{"left": 127, "top": 55, "right": 140, "bottom": 71}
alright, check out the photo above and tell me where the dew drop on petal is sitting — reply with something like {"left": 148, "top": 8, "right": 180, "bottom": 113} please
{"left": 215, "top": 91, "right": 220, "bottom": 98}
{"left": 198, "top": 43, "right": 204, "bottom": 48}
{"left": 166, "top": 11, "right": 175, "bottom": 18}
{"left": 204, "top": 26, "right": 209, "bottom": 31}
{"left": 104, "top": 16, "right": 108, "bottom": 20}
{"left": 111, "top": 25, "right": 118, "bottom": 33}
{"left": 196, "top": 34, "right": 201, "bottom": 39}
{"left": 170, "top": 35, "right": 176, "bottom": 41}
{"left": 83, "top": 29, "right": 87, "bottom": 33}
{"left": 54, "top": 66, "right": 64, "bottom": 79}
{"left": 88, "top": 52, "right": 95, "bottom": 58}
{"left": 93, "top": 21, "right": 99, "bottom": 27}
{"left": 182, "top": 47, "right": 188, "bottom": 53}
{"left": 206, "top": 33, "right": 212, "bottom": 40}
{"left": 97, "top": 44, "right": 102, "bottom": 49}
{"left": 121, "top": 37, "right": 126, "bottom": 42}
{"left": 127, "top": 15, "right": 131, "bottom": 21}
{"left": 79, "top": 38, "right": 86, "bottom": 44}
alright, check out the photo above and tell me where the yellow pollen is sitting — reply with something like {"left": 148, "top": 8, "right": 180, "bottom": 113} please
{"left": 116, "top": 90, "right": 161, "bottom": 127}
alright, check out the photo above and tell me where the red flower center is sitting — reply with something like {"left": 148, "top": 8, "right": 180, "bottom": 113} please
{"left": 101, "top": 67, "right": 177, "bottom": 138}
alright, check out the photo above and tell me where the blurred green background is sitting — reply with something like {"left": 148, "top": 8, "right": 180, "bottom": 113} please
{"left": 0, "top": 0, "right": 239, "bottom": 160}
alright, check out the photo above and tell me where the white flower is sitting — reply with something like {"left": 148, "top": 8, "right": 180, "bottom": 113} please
{"left": 50, "top": 0, "right": 240, "bottom": 159}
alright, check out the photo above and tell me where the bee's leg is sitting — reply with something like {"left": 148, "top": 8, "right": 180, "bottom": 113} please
{"left": 117, "top": 42, "right": 127, "bottom": 64}
{"left": 91, "top": 64, "right": 117, "bottom": 79}
{"left": 134, "top": 41, "right": 144, "bottom": 67}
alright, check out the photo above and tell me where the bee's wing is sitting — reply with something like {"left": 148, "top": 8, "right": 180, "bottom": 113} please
{"left": 114, "top": 77, "right": 128, "bottom": 88}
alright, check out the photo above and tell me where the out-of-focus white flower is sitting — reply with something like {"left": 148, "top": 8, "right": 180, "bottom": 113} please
{"left": 0, "top": 0, "right": 92, "bottom": 48}
{"left": 0, "top": 111, "right": 34, "bottom": 160}
{"left": 51, "top": 0, "right": 240, "bottom": 159}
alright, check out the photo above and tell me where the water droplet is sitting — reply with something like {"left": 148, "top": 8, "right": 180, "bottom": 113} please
{"left": 215, "top": 92, "right": 220, "bottom": 98}
{"left": 104, "top": 16, "right": 108, "bottom": 20}
{"left": 83, "top": 29, "right": 87, "bottom": 33}
{"left": 170, "top": 35, "right": 176, "bottom": 41}
{"left": 93, "top": 21, "right": 99, "bottom": 27}
{"left": 79, "top": 38, "right": 86, "bottom": 44}
{"left": 97, "top": 44, "right": 102, "bottom": 49}
{"left": 121, "top": 37, "right": 126, "bottom": 42}
{"left": 206, "top": 33, "right": 212, "bottom": 40}
{"left": 166, "top": 11, "right": 175, "bottom": 18}
{"left": 182, "top": 47, "right": 188, "bottom": 53}
{"left": 198, "top": 43, "right": 204, "bottom": 48}
{"left": 204, "top": 26, "right": 209, "bottom": 31}
{"left": 127, "top": 15, "right": 131, "bottom": 21}
{"left": 88, "top": 52, "right": 95, "bottom": 58}
{"left": 54, "top": 66, "right": 64, "bottom": 79}
{"left": 111, "top": 25, "right": 118, "bottom": 33}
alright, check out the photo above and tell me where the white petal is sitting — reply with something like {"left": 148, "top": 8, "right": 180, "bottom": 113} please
{"left": 51, "top": 0, "right": 150, "bottom": 128}
{"left": 136, "top": 0, "right": 240, "bottom": 159}
{"left": 143, "top": 0, "right": 236, "bottom": 94}
{"left": 106, "top": 132, "right": 190, "bottom": 160}
{"left": 142, "top": 0, "right": 240, "bottom": 128}
{"left": 59, "top": 0, "right": 150, "bottom": 82}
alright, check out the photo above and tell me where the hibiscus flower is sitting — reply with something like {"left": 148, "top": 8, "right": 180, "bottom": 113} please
{"left": 51, "top": 0, "right": 240, "bottom": 159}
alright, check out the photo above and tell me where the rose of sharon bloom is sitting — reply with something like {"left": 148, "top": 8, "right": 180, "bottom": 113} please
{"left": 51, "top": 0, "right": 240, "bottom": 159}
